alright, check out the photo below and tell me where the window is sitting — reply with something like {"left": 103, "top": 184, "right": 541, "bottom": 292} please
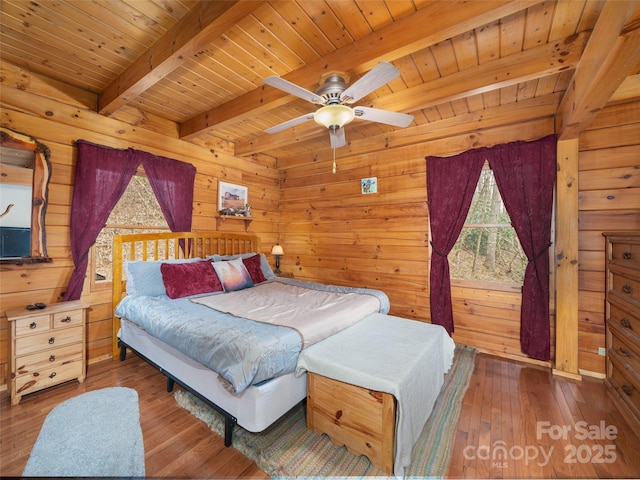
{"left": 91, "top": 167, "right": 168, "bottom": 289}
{"left": 449, "top": 163, "right": 526, "bottom": 285}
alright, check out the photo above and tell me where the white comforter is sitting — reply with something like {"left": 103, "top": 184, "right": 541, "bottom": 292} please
{"left": 191, "top": 282, "right": 382, "bottom": 348}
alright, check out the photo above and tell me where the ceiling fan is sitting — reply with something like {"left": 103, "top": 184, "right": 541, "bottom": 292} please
{"left": 263, "top": 62, "right": 414, "bottom": 150}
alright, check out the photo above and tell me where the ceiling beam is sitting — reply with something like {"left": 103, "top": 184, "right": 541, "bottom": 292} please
{"left": 180, "top": 0, "right": 542, "bottom": 140}
{"left": 609, "top": 73, "right": 640, "bottom": 104}
{"left": 98, "top": 1, "right": 262, "bottom": 116}
{"left": 235, "top": 32, "right": 586, "bottom": 156}
{"left": 556, "top": 2, "right": 640, "bottom": 140}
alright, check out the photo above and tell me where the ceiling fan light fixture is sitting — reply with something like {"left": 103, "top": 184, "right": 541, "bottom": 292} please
{"left": 314, "top": 104, "right": 355, "bottom": 129}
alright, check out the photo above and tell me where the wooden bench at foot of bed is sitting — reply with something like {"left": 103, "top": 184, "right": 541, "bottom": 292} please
{"left": 296, "top": 312, "right": 456, "bottom": 477}
{"left": 307, "top": 372, "right": 396, "bottom": 473}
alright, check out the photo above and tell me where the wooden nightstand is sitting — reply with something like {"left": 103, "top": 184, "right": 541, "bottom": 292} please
{"left": 276, "top": 272, "right": 294, "bottom": 278}
{"left": 6, "top": 301, "right": 87, "bottom": 405}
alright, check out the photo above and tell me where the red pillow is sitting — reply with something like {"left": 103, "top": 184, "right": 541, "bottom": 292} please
{"left": 241, "top": 254, "right": 267, "bottom": 284}
{"left": 160, "top": 260, "right": 223, "bottom": 299}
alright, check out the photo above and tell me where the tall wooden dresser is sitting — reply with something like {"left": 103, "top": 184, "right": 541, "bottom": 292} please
{"left": 604, "top": 232, "right": 640, "bottom": 427}
{"left": 6, "top": 301, "right": 87, "bottom": 405}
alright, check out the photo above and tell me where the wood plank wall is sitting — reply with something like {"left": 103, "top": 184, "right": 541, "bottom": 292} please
{"left": 278, "top": 118, "right": 556, "bottom": 367}
{"left": 0, "top": 61, "right": 281, "bottom": 388}
{"left": 278, "top": 99, "right": 639, "bottom": 375}
{"left": 0, "top": 56, "right": 637, "bottom": 391}
{"left": 577, "top": 100, "right": 640, "bottom": 376}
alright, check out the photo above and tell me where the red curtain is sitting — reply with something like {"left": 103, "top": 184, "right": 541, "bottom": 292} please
{"left": 63, "top": 141, "right": 196, "bottom": 301}
{"left": 138, "top": 151, "right": 196, "bottom": 232}
{"left": 426, "top": 135, "right": 556, "bottom": 360}
{"left": 63, "top": 141, "right": 139, "bottom": 301}
{"left": 490, "top": 135, "right": 556, "bottom": 360}
{"left": 426, "top": 151, "right": 485, "bottom": 334}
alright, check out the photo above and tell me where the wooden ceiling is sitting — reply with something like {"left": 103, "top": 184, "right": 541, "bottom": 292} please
{"left": 1, "top": 0, "right": 639, "bottom": 163}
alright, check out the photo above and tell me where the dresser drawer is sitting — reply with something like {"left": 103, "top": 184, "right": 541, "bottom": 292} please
{"left": 608, "top": 355, "right": 640, "bottom": 416}
{"left": 609, "top": 325, "right": 640, "bottom": 375}
{"left": 14, "top": 360, "right": 84, "bottom": 398}
{"left": 610, "top": 271, "right": 640, "bottom": 305}
{"left": 307, "top": 373, "right": 395, "bottom": 473}
{"left": 14, "top": 343, "right": 84, "bottom": 377}
{"left": 14, "top": 313, "right": 51, "bottom": 337}
{"left": 609, "top": 303, "right": 640, "bottom": 337}
{"left": 611, "top": 241, "right": 640, "bottom": 265}
{"left": 15, "top": 326, "right": 84, "bottom": 356}
{"left": 53, "top": 309, "right": 84, "bottom": 328}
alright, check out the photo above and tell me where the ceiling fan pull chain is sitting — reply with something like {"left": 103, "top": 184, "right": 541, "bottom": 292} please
{"left": 332, "top": 148, "right": 337, "bottom": 174}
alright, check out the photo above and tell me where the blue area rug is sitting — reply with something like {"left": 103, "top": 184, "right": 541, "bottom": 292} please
{"left": 23, "top": 387, "right": 145, "bottom": 477}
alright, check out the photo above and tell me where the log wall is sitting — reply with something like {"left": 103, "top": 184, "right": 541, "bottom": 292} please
{"left": 577, "top": 101, "right": 640, "bottom": 376}
{"left": 278, "top": 119, "right": 556, "bottom": 367}
{"left": 0, "top": 62, "right": 281, "bottom": 388}
{"left": 278, "top": 99, "right": 640, "bottom": 375}
{"left": 1, "top": 56, "right": 637, "bottom": 391}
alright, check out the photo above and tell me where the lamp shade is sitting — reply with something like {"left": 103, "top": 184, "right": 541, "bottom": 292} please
{"left": 314, "top": 105, "right": 355, "bottom": 129}
{"left": 271, "top": 244, "right": 284, "bottom": 256}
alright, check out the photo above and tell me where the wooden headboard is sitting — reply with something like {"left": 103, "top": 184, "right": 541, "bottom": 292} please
{"left": 111, "top": 231, "right": 261, "bottom": 359}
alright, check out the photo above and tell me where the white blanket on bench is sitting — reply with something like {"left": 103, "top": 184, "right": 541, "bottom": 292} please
{"left": 295, "top": 312, "right": 455, "bottom": 477}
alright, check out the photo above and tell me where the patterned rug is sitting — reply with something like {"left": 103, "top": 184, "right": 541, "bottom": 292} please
{"left": 175, "top": 345, "right": 476, "bottom": 477}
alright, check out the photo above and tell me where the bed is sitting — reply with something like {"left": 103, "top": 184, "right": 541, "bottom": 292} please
{"left": 111, "top": 231, "right": 390, "bottom": 446}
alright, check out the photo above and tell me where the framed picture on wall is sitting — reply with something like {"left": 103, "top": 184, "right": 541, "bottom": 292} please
{"left": 361, "top": 177, "right": 377, "bottom": 194}
{"left": 218, "top": 181, "right": 249, "bottom": 215}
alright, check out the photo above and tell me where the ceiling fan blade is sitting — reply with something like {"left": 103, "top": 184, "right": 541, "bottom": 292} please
{"left": 353, "top": 106, "right": 414, "bottom": 128}
{"left": 264, "top": 76, "right": 325, "bottom": 104}
{"left": 339, "top": 62, "right": 401, "bottom": 104}
{"left": 329, "top": 127, "right": 346, "bottom": 148}
{"left": 265, "top": 113, "right": 315, "bottom": 134}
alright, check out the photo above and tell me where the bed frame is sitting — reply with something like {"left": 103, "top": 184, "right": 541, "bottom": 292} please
{"left": 111, "top": 231, "right": 307, "bottom": 446}
{"left": 111, "top": 231, "right": 261, "bottom": 359}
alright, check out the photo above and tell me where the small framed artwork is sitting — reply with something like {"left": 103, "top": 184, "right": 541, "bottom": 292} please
{"left": 361, "top": 177, "right": 377, "bottom": 194}
{"left": 218, "top": 181, "right": 249, "bottom": 215}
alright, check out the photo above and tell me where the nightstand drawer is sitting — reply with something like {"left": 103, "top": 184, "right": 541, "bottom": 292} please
{"left": 53, "top": 309, "right": 84, "bottom": 328}
{"left": 14, "top": 314, "right": 51, "bottom": 337}
{"left": 14, "top": 343, "right": 84, "bottom": 377}
{"left": 15, "top": 326, "right": 84, "bottom": 356}
{"left": 15, "top": 360, "right": 84, "bottom": 398}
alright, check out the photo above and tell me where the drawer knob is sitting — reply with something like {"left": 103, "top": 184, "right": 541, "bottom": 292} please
{"left": 622, "top": 251, "right": 632, "bottom": 260}
{"left": 618, "top": 348, "right": 631, "bottom": 358}
{"left": 621, "top": 318, "right": 632, "bottom": 329}
{"left": 48, "top": 337, "right": 55, "bottom": 345}
{"left": 622, "top": 284, "right": 632, "bottom": 294}
{"left": 29, "top": 322, "right": 37, "bottom": 329}
{"left": 49, "top": 355, "right": 56, "bottom": 362}
{"left": 49, "top": 372, "right": 57, "bottom": 379}
{"left": 622, "top": 384, "right": 633, "bottom": 396}
{"left": 61, "top": 316, "right": 72, "bottom": 323}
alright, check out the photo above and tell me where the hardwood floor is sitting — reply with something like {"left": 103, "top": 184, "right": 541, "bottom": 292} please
{"left": 1, "top": 351, "right": 638, "bottom": 478}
